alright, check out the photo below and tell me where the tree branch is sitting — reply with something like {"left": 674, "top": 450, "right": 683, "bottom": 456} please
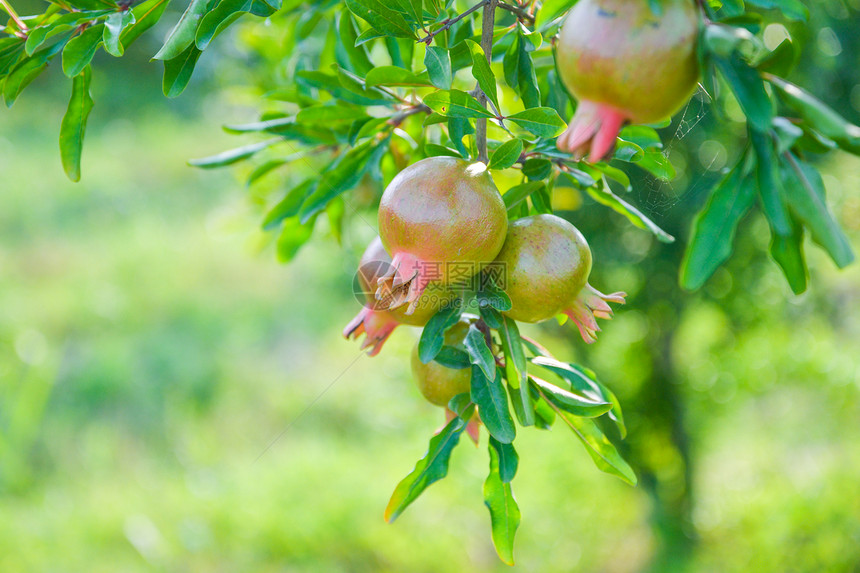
{"left": 418, "top": 0, "right": 491, "bottom": 45}
{"left": 476, "top": 0, "right": 498, "bottom": 164}
{"left": 0, "top": 0, "right": 28, "bottom": 35}
{"left": 497, "top": 2, "right": 534, "bottom": 23}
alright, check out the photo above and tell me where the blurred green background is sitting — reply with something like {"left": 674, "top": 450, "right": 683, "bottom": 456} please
{"left": 1, "top": 5, "right": 860, "bottom": 572}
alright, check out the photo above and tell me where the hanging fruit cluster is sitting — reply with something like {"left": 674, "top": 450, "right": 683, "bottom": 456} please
{"left": 154, "top": 0, "right": 856, "bottom": 565}
{"left": 344, "top": 155, "right": 632, "bottom": 564}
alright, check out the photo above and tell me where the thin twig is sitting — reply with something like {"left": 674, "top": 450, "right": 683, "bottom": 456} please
{"left": 388, "top": 103, "right": 431, "bottom": 127}
{"left": 0, "top": 0, "right": 28, "bottom": 34}
{"left": 418, "top": 0, "right": 490, "bottom": 45}
{"left": 475, "top": 0, "right": 498, "bottom": 164}
{"left": 497, "top": 1, "right": 534, "bottom": 23}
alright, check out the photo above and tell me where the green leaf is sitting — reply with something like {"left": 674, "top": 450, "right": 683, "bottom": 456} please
{"left": 276, "top": 215, "right": 316, "bottom": 262}
{"left": 346, "top": 0, "right": 417, "bottom": 40}
{"left": 531, "top": 357, "right": 626, "bottom": 437}
{"left": 585, "top": 184, "right": 675, "bottom": 243}
{"left": 434, "top": 346, "right": 471, "bottom": 370}
{"left": 424, "top": 45, "right": 452, "bottom": 90}
{"left": 188, "top": 138, "right": 278, "bottom": 168}
{"left": 103, "top": 10, "right": 136, "bottom": 57}
{"left": 424, "top": 89, "right": 494, "bottom": 119}
{"left": 483, "top": 442, "right": 521, "bottom": 566}
{"left": 424, "top": 143, "right": 462, "bottom": 158}
{"left": 59, "top": 65, "right": 94, "bottom": 182}
{"left": 337, "top": 11, "right": 374, "bottom": 76}
{"left": 121, "top": 0, "right": 170, "bottom": 48}
{"left": 299, "top": 136, "right": 390, "bottom": 222}
{"left": 384, "top": 415, "right": 468, "bottom": 522}
{"left": 3, "top": 46, "right": 57, "bottom": 107}
{"left": 766, "top": 75, "right": 860, "bottom": 156}
{"left": 489, "top": 436, "right": 518, "bottom": 483}
{"left": 715, "top": 53, "right": 773, "bottom": 132}
{"left": 196, "top": 0, "right": 280, "bottom": 50}
{"left": 751, "top": 130, "right": 791, "bottom": 236}
{"left": 780, "top": 154, "right": 854, "bottom": 268}
{"left": 418, "top": 303, "right": 463, "bottom": 363}
{"left": 769, "top": 215, "right": 807, "bottom": 294}
{"left": 522, "top": 158, "right": 552, "bottom": 181}
{"left": 465, "top": 40, "right": 499, "bottom": 112}
{"left": 62, "top": 25, "right": 104, "bottom": 78}
{"left": 745, "top": 0, "right": 808, "bottom": 20}
{"left": 153, "top": 0, "right": 209, "bottom": 60}
{"left": 634, "top": 148, "right": 677, "bottom": 180}
{"left": 530, "top": 377, "right": 612, "bottom": 418}
{"left": 262, "top": 180, "right": 317, "bottom": 230}
{"left": 502, "top": 181, "right": 544, "bottom": 210}
{"left": 464, "top": 324, "right": 496, "bottom": 380}
{"left": 162, "top": 43, "right": 203, "bottom": 97}
{"left": 680, "top": 160, "right": 756, "bottom": 290}
{"left": 550, "top": 405, "right": 637, "bottom": 485}
{"left": 507, "top": 107, "right": 566, "bottom": 138}
{"left": 296, "top": 104, "right": 367, "bottom": 123}
{"left": 535, "top": 0, "right": 577, "bottom": 29}
{"left": 448, "top": 117, "right": 474, "bottom": 158}
{"left": 489, "top": 139, "right": 523, "bottom": 170}
{"left": 364, "top": 66, "right": 431, "bottom": 87}
{"left": 756, "top": 38, "right": 797, "bottom": 78}
{"left": 25, "top": 11, "right": 109, "bottom": 56}
{"left": 498, "top": 316, "right": 533, "bottom": 426}
{"left": 470, "top": 366, "right": 516, "bottom": 444}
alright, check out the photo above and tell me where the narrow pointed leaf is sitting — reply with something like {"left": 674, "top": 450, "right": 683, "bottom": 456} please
{"left": 550, "top": 403, "right": 637, "bottom": 485}
{"left": 59, "top": 66, "right": 94, "bottom": 182}
{"left": 585, "top": 184, "right": 675, "bottom": 243}
{"left": 103, "top": 10, "right": 135, "bottom": 56}
{"left": 62, "top": 25, "right": 104, "bottom": 78}
{"left": 188, "top": 138, "right": 278, "bottom": 168}
{"left": 424, "top": 46, "right": 452, "bottom": 89}
{"left": 530, "top": 376, "right": 612, "bottom": 417}
{"left": 385, "top": 415, "right": 468, "bottom": 522}
{"left": 153, "top": 0, "right": 209, "bottom": 60}
{"left": 464, "top": 325, "right": 495, "bottom": 379}
{"left": 483, "top": 443, "right": 521, "bottom": 566}
{"left": 489, "top": 139, "right": 523, "bottom": 170}
{"left": 465, "top": 40, "right": 499, "bottom": 112}
{"left": 680, "top": 160, "right": 756, "bottom": 290}
{"left": 507, "top": 107, "right": 566, "bottom": 138}
{"left": 424, "top": 89, "right": 494, "bottom": 119}
{"left": 471, "top": 366, "right": 516, "bottom": 444}
{"left": 162, "top": 43, "right": 203, "bottom": 97}
{"left": 780, "top": 154, "right": 854, "bottom": 267}
{"left": 418, "top": 302, "right": 463, "bottom": 363}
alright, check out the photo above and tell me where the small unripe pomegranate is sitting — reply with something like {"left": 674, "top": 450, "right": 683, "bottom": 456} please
{"left": 410, "top": 319, "right": 473, "bottom": 407}
{"left": 344, "top": 237, "right": 456, "bottom": 356}
{"left": 377, "top": 157, "right": 507, "bottom": 314}
{"left": 555, "top": 0, "right": 699, "bottom": 162}
{"left": 492, "top": 214, "right": 626, "bottom": 342}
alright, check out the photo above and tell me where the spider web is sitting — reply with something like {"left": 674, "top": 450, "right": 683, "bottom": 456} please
{"left": 634, "top": 88, "right": 713, "bottom": 217}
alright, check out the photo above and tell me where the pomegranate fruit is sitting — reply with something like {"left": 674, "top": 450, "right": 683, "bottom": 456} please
{"left": 344, "top": 237, "right": 456, "bottom": 356}
{"left": 377, "top": 157, "right": 507, "bottom": 314}
{"left": 555, "top": 0, "right": 699, "bottom": 162}
{"left": 410, "top": 319, "right": 473, "bottom": 407}
{"left": 492, "top": 214, "right": 626, "bottom": 342}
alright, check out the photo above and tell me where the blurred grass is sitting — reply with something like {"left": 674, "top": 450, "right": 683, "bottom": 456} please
{"left": 0, "top": 68, "right": 859, "bottom": 572}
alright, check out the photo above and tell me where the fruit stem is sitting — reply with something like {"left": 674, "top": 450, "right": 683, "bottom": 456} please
{"left": 475, "top": 0, "right": 498, "bottom": 164}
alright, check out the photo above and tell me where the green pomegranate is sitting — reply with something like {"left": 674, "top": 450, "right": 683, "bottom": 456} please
{"left": 493, "top": 214, "right": 625, "bottom": 343}
{"left": 555, "top": 0, "right": 700, "bottom": 161}
{"left": 410, "top": 319, "right": 473, "bottom": 407}
{"left": 344, "top": 237, "right": 456, "bottom": 356}
{"left": 377, "top": 157, "right": 507, "bottom": 315}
